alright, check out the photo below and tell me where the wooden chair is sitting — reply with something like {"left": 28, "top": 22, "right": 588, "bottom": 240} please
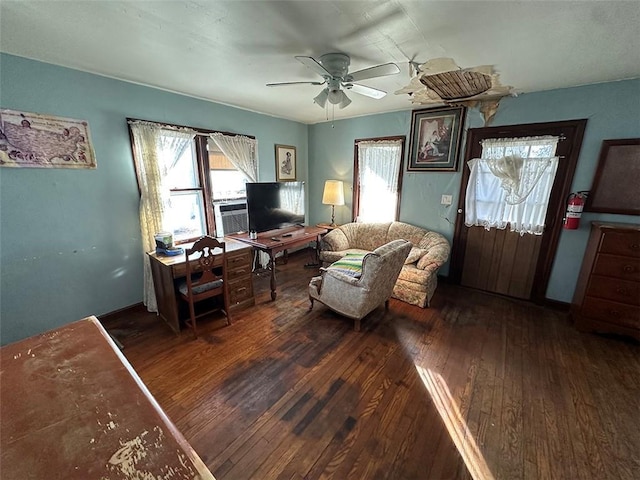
{"left": 178, "top": 236, "right": 231, "bottom": 338}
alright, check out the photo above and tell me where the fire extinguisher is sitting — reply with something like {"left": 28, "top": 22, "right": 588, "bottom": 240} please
{"left": 563, "top": 192, "right": 588, "bottom": 229}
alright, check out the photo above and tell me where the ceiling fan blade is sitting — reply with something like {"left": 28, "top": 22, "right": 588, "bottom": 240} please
{"left": 267, "top": 81, "right": 325, "bottom": 87}
{"left": 348, "top": 63, "right": 400, "bottom": 82}
{"left": 348, "top": 83, "right": 387, "bottom": 99}
{"left": 295, "top": 56, "right": 332, "bottom": 78}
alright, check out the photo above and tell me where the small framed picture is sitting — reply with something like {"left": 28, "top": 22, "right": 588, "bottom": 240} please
{"left": 407, "top": 106, "right": 466, "bottom": 172}
{"left": 275, "top": 144, "right": 296, "bottom": 181}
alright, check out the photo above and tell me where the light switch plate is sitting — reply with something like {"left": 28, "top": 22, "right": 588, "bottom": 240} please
{"left": 441, "top": 194, "right": 453, "bottom": 205}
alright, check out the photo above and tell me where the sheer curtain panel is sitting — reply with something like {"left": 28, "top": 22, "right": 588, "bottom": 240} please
{"left": 129, "top": 121, "right": 195, "bottom": 312}
{"left": 356, "top": 139, "right": 403, "bottom": 223}
{"left": 210, "top": 132, "right": 258, "bottom": 182}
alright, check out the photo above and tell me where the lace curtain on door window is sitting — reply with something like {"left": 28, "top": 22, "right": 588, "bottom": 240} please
{"left": 465, "top": 136, "right": 559, "bottom": 235}
{"left": 356, "top": 139, "right": 403, "bottom": 223}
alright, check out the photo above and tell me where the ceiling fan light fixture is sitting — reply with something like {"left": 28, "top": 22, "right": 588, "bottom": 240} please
{"left": 328, "top": 89, "right": 343, "bottom": 105}
{"left": 313, "top": 89, "right": 329, "bottom": 108}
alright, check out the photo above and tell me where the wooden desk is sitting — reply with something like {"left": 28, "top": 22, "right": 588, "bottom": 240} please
{"left": 148, "top": 238, "right": 255, "bottom": 334}
{"left": 0, "top": 316, "right": 215, "bottom": 480}
{"left": 227, "top": 225, "right": 327, "bottom": 300}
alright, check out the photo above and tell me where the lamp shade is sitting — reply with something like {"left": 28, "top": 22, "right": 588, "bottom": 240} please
{"left": 322, "top": 180, "right": 345, "bottom": 206}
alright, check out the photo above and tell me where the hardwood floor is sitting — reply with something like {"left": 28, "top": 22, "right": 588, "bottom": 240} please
{"left": 104, "top": 249, "right": 640, "bottom": 480}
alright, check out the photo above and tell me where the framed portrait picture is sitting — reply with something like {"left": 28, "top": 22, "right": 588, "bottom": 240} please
{"left": 275, "top": 144, "right": 296, "bottom": 181}
{"left": 585, "top": 138, "right": 640, "bottom": 215}
{"left": 407, "top": 106, "right": 466, "bottom": 172}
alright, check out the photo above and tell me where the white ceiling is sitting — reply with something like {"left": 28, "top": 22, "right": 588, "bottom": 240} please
{"left": 1, "top": 1, "right": 639, "bottom": 124}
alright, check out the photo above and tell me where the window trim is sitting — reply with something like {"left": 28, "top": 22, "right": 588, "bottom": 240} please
{"left": 352, "top": 135, "right": 406, "bottom": 222}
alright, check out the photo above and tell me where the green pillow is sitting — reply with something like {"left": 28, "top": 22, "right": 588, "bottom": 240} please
{"left": 326, "top": 253, "right": 367, "bottom": 278}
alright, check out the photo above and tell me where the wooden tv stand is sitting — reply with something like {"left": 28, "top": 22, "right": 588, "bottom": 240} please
{"left": 227, "top": 225, "right": 327, "bottom": 300}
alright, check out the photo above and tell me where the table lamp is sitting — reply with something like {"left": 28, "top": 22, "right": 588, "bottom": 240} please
{"left": 322, "top": 180, "right": 345, "bottom": 226}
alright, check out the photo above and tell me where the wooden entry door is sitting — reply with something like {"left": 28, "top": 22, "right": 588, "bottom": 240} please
{"left": 461, "top": 226, "right": 543, "bottom": 299}
{"left": 450, "top": 120, "right": 587, "bottom": 302}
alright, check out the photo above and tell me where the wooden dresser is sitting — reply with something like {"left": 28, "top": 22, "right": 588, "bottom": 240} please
{"left": 572, "top": 222, "right": 640, "bottom": 340}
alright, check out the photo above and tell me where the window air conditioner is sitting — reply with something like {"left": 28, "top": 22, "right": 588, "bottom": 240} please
{"left": 214, "top": 201, "right": 248, "bottom": 237}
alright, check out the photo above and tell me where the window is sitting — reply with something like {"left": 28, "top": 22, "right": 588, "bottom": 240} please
{"left": 165, "top": 136, "right": 208, "bottom": 242}
{"left": 353, "top": 137, "right": 405, "bottom": 223}
{"left": 208, "top": 139, "right": 247, "bottom": 202}
{"left": 464, "top": 136, "right": 559, "bottom": 235}
{"left": 128, "top": 119, "right": 257, "bottom": 313}
{"left": 129, "top": 119, "right": 256, "bottom": 244}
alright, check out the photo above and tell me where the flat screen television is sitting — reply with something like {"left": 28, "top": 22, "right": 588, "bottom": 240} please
{"left": 246, "top": 181, "right": 305, "bottom": 233}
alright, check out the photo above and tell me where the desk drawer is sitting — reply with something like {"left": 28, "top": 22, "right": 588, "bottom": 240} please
{"left": 228, "top": 277, "right": 254, "bottom": 306}
{"left": 581, "top": 296, "right": 640, "bottom": 330}
{"left": 586, "top": 275, "right": 640, "bottom": 306}
{"left": 227, "top": 250, "right": 252, "bottom": 277}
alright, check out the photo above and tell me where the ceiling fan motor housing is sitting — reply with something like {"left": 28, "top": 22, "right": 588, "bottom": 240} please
{"left": 319, "top": 53, "right": 351, "bottom": 79}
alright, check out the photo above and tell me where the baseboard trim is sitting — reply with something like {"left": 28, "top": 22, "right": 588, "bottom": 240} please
{"left": 98, "top": 302, "right": 146, "bottom": 326}
{"left": 542, "top": 298, "right": 571, "bottom": 311}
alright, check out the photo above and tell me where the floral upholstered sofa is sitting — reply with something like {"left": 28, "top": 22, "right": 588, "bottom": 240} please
{"left": 319, "top": 222, "right": 450, "bottom": 308}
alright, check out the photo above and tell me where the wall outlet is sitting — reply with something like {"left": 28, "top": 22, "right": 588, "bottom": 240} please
{"left": 441, "top": 194, "right": 453, "bottom": 206}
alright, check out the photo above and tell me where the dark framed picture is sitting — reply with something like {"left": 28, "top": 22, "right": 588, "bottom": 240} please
{"left": 407, "top": 106, "right": 466, "bottom": 172}
{"left": 275, "top": 144, "right": 296, "bottom": 181}
{"left": 585, "top": 138, "right": 640, "bottom": 215}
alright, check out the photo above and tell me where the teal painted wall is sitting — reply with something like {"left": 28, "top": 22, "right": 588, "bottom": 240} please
{"left": 0, "top": 54, "right": 308, "bottom": 345}
{"left": 308, "top": 79, "right": 640, "bottom": 302}
{"left": 1, "top": 51, "right": 638, "bottom": 345}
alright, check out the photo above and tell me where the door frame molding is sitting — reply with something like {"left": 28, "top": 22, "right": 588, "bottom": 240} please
{"left": 449, "top": 119, "right": 587, "bottom": 303}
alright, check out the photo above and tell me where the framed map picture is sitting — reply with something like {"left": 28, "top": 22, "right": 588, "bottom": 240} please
{"left": 0, "top": 109, "right": 96, "bottom": 168}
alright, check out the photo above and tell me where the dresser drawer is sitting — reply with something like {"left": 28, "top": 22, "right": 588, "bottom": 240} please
{"left": 581, "top": 296, "right": 640, "bottom": 330}
{"left": 592, "top": 253, "right": 640, "bottom": 282}
{"left": 586, "top": 275, "right": 640, "bottom": 306}
{"left": 600, "top": 231, "right": 640, "bottom": 258}
{"left": 228, "top": 277, "right": 254, "bottom": 305}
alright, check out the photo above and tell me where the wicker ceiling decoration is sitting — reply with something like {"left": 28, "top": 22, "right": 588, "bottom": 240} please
{"left": 396, "top": 57, "right": 515, "bottom": 123}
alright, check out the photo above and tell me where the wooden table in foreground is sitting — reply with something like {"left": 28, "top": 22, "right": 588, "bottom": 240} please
{"left": 228, "top": 225, "right": 327, "bottom": 300}
{"left": 0, "top": 316, "right": 215, "bottom": 480}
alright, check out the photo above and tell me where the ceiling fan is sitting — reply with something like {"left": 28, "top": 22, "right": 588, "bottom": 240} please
{"left": 267, "top": 53, "right": 400, "bottom": 109}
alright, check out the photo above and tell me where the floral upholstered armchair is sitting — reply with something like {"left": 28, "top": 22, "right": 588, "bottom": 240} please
{"left": 308, "top": 239, "right": 412, "bottom": 331}
{"left": 319, "top": 222, "right": 450, "bottom": 308}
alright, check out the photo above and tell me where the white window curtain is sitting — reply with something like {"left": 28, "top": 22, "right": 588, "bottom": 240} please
{"left": 465, "top": 136, "right": 559, "bottom": 236}
{"left": 280, "top": 181, "right": 304, "bottom": 215}
{"left": 209, "top": 132, "right": 258, "bottom": 182}
{"left": 129, "top": 121, "right": 196, "bottom": 312}
{"left": 356, "top": 139, "right": 403, "bottom": 223}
